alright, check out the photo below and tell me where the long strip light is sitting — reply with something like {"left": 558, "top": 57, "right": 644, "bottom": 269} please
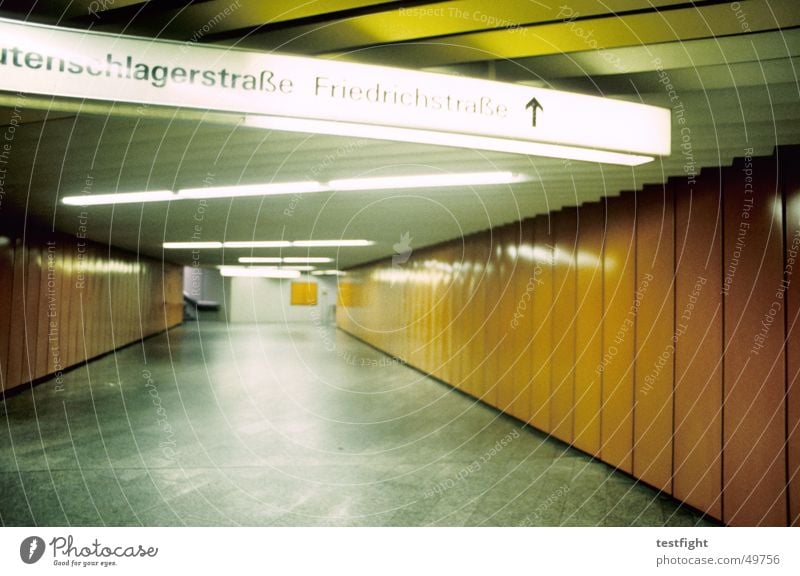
{"left": 218, "top": 266, "right": 301, "bottom": 278}
{"left": 164, "top": 240, "right": 372, "bottom": 249}
{"left": 223, "top": 241, "right": 292, "bottom": 248}
{"left": 239, "top": 257, "right": 333, "bottom": 263}
{"left": 244, "top": 116, "right": 654, "bottom": 166}
{"left": 61, "top": 171, "right": 528, "bottom": 206}
{"left": 163, "top": 241, "right": 223, "bottom": 249}
{"left": 179, "top": 181, "right": 327, "bottom": 199}
{"left": 293, "top": 239, "right": 372, "bottom": 247}
{"left": 62, "top": 190, "right": 175, "bottom": 206}
{"left": 328, "top": 171, "right": 519, "bottom": 191}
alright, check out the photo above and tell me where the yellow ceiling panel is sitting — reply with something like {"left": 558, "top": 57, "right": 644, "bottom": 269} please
{"left": 149, "top": 0, "right": 404, "bottom": 39}
{"left": 324, "top": 0, "right": 800, "bottom": 67}
{"left": 231, "top": 0, "right": 688, "bottom": 52}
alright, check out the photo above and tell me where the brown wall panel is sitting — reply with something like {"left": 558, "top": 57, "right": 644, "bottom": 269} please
{"left": 633, "top": 184, "right": 674, "bottom": 492}
{"left": 35, "top": 239, "right": 53, "bottom": 380}
{"left": 783, "top": 145, "right": 800, "bottom": 527}
{"left": 551, "top": 209, "right": 578, "bottom": 444}
{"left": 673, "top": 169, "right": 724, "bottom": 519}
{"left": 0, "top": 238, "right": 15, "bottom": 392}
{"left": 23, "top": 243, "right": 43, "bottom": 385}
{"left": 601, "top": 192, "right": 636, "bottom": 473}
{"left": 7, "top": 239, "right": 28, "bottom": 391}
{"left": 573, "top": 202, "right": 605, "bottom": 456}
{"left": 0, "top": 232, "right": 183, "bottom": 393}
{"left": 495, "top": 224, "right": 520, "bottom": 413}
{"left": 723, "top": 154, "right": 787, "bottom": 526}
{"left": 481, "top": 230, "right": 504, "bottom": 407}
{"left": 46, "top": 241, "right": 65, "bottom": 376}
{"left": 530, "top": 215, "right": 554, "bottom": 431}
{"left": 463, "top": 233, "right": 489, "bottom": 400}
{"left": 508, "top": 219, "right": 536, "bottom": 422}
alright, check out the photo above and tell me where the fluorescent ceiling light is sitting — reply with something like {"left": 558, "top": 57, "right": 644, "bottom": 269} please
{"left": 62, "top": 190, "right": 175, "bottom": 206}
{"left": 179, "top": 181, "right": 328, "bottom": 199}
{"left": 238, "top": 257, "right": 283, "bottom": 263}
{"left": 223, "top": 241, "right": 292, "bottom": 248}
{"left": 167, "top": 241, "right": 369, "bottom": 249}
{"left": 329, "top": 171, "right": 520, "bottom": 191}
{"left": 292, "top": 240, "right": 373, "bottom": 247}
{"left": 239, "top": 256, "right": 333, "bottom": 264}
{"left": 282, "top": 257, "right": 333, "bottom": 263}
{"left": 244, "top": 116, "right": 654, "bottom": 167}
{"left": 312, "top": 270, "right": 346, "bottom": 276}
{"left": 164, "top": 241, "right": 223, "bottom": 249}
{"left": 219, "top": 266, "right": 300, "bottom": 278}
{"left": 64, "top": 171, "right": 530, "bottom": 207}
{"left": 281, "top": 265, "right": 315, "bottom": 271}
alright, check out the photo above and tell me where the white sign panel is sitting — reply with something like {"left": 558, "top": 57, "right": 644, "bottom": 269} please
{"left": 0, "top": 18, "right": 670, "bottom": 159}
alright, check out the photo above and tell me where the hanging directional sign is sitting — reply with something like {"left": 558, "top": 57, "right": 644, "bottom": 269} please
{"left": 0, "top": 18, "right": 670, "bottom": 165}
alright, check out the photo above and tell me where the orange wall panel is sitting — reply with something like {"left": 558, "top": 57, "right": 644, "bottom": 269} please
{"left": 783, "top": 145, "right": 800, "bottom": 526}
{"left": 494, "top": 224, "right": 520, "bottom": 413}
{"left": 673, "top": 169, "right": 724, "bottom": 519}
{"left": 573, "top": 202, "right": 605, "bottom": 456}
{"left": 530, "top": 215, "right": 554, "bottom": 432}
{"left": 551, "top": 209, "right": 578, "bottom": 444}
{"left": 723, "top": 154, "right": 787, "bottom": 526}
{"left": 463, "top": 233, "right": 489, "bottom": 399}
{"left": 633, "top": 184, "right": 674, "bottom": 492}
{"left": 333, "top": 148, "right": 796, "bottom": 526}
{"left": 508, "top": 219, "right": 536, "bottom": 422}
{"left": 481, "top": 230, "right": 504, "bottom": 407}
{"left": 601, "top": 192, "right": 636, "bottom": 473}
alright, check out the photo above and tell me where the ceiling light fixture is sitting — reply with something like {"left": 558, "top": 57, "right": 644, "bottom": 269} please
{"left": 178, "top": 181, "right": 328, "bottom": 199}
{"left": 223, "top": 241, "right": 292, "bottom": 248}
{"left": 163, "top": 241, "right": 223, "bottom": 249}
{"left": 165, "top": 240, "right": 371, "bottom": 249}
{"left": 218, "top": 266, "right": 301, "bottom": 278}
{"left": 292, "top": 239, "right": 373, "bottom": 247}
{"left": 62, "top": 190, "right": 175, "bottom": 206}
{"left": 236, "top": 257, "right": 334, "bottom": 264}
{"left": 328, "top": 171, "right": 521, "bottom": 191}
{"left": 62, "top": 171, "right": 528, "bottom": 206}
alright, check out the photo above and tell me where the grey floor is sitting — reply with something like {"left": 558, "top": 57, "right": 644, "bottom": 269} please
{"left": 0, "top": 321, "right": 717, "bottom": 527}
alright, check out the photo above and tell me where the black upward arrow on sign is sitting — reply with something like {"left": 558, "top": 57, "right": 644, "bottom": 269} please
{"left": 526, "top": 97, "right": 543, "bottom": 127}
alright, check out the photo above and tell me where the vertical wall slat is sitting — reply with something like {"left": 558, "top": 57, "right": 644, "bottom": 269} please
{"left": 673, "top": 169, "right": 724, "bottom": 519}
{"left": 496, "top": 224, "right": 520, "bottom": 413}
{"left": 574, "top": 202, "right": 605, "bottom": 456}
{"left": 782, "top": 145, "right": 800, "bottom": 527}
{"left": 633, "top": 184, "right": 675, "bottom": 492}
{"left": 601, "top": 192, "right": 637, "bottom": 473}
{"left": 723, "top": 155, "right": 787, "bottom": 526}
{"left": 530, "top": 215, "right": 554, "bottom": 432}
{"left": 551, "top": 208, "right": 578, "bottom": 444}
{"left": 0, "top": 237, "right": 15, "bottom": 392}
{"left": 509, "top": 219, "right": 536, "bottom": 423}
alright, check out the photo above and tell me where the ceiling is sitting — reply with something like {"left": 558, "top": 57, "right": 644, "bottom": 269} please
{"left": 0, "top": 0, "right": 798, "bottom": 268}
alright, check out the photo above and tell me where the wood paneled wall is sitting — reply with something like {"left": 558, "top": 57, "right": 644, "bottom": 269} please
{"left": 0, "top": 231, "right": 183, "bottom": 394}
{"left": 337, "top": 146, "right": 800, "bottom": 526}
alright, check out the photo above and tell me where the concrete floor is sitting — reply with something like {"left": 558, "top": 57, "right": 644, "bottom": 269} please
{"left": 0, "top": 322, "right": 717, "bottom": 527}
